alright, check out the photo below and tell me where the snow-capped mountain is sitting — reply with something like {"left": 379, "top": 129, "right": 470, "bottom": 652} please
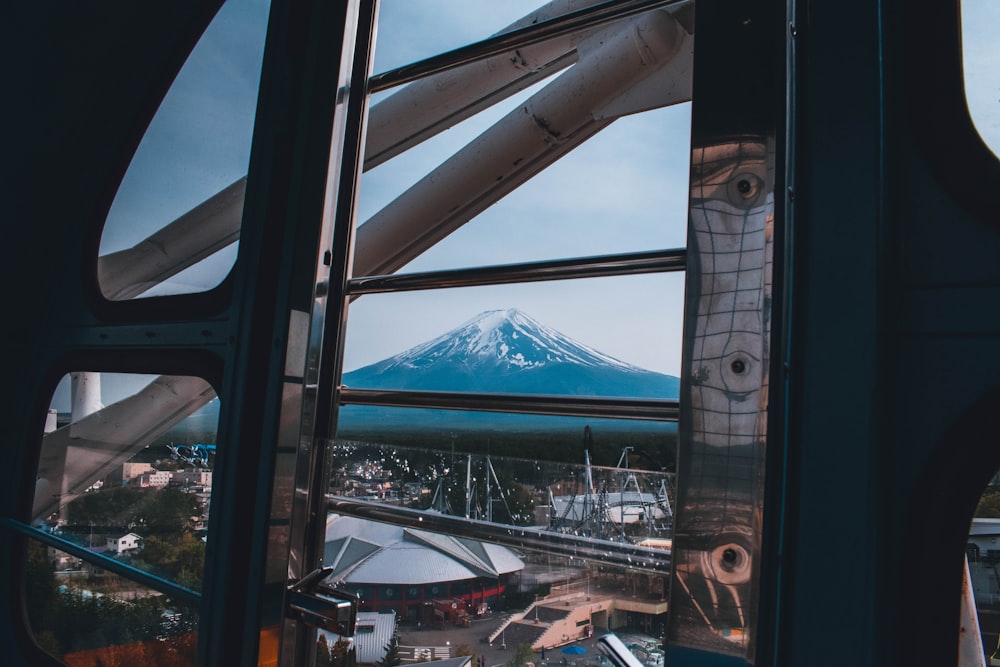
{"left": 342, "top": 309, "right": 679, "bottom": 398}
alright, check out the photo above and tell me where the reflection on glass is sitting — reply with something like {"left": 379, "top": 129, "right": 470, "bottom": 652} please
{"left": 667, "top": 138, "right": 773, "bottom": 658}
{"left": 36, "top": 373, "right": 218, "bottom": 591}
{"left": 97, "top": 0, "right": 270, "bottom": 299}
{"left": 24, "top": 539, "right": 199, "bottom": 666}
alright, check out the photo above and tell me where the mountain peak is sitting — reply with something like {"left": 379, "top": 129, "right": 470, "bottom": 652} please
{"left": 344, "top": 309, "right": 679, "bottom": 391}
{"left": 341, "top": 309, "right": 680, "bottom": 421}
{"left": 396, "top": 308, "right": 641, "bottom": 373}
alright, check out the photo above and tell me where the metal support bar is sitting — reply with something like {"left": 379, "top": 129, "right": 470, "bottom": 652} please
{"left": 338, "top": 387, "right": 679, "bottom": 422}
{"left": 325, "top": 496, "right": 672, "bottom": 573}
{"left": 347, "top": 248, "right": 686, "bottom": 296}
{"left": 286, "top": 567, "right": 358, "bottom": 635}
{"left": 286, "top": 589, "right": 357, "bottom": 634}
{"left": 4, "top": 519, "right": 201, "bottom": 607}
{"left": 355, "top": 7, "right": 691, "bottom": 279}
{"left": 368, "top": 0, "right": 689, "bottom": 92}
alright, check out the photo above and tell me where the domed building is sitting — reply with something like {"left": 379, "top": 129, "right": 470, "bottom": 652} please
{"left": 323, "top": 515, "right": 524, "bottom": 624}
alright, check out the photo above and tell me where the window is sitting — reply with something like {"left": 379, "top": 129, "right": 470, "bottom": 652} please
{"left": 97, "top": 0, "right": 269, "bottom": 300}
{"left": 966, "top": 476, "right": 1000, "bottom": 663}
{"left": 961, "top": 0, "right": 1000, "bottom": 159}
{"left": 5, "top": 0, "right": 789, "bottom": 665}
{"left": 341, "top": 276, "right": 685, "bottom": 391}
{"left": 284, "top": 0, "right": 770, "bottom": 663}
{"left": 24, "top": 539, "right": 200, "bottom": 666}
{"left": 25, "top": 371, "right": 218, "bottom": 665}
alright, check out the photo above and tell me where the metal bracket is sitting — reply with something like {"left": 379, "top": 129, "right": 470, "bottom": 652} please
{"left": 286, "top": 567, "right": 358, "bottom": 635}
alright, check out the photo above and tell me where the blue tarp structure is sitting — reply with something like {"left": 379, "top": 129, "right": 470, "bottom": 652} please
{"left": 561, "top": 645, "right": 587, "bottom": 655}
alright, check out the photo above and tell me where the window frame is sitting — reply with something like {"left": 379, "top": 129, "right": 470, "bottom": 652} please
{"left": 277, "top": 0, "right": 781, "bottom": 664}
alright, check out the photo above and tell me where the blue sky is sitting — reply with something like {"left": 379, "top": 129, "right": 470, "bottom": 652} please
{"left": 95, "top": 0, "right": 1000, "bottom": 383}
{"left": 98, "top": 0, "right": 269, "bottom": 291}
{"left": 348, "top": 2, "right": 691, "bottom": 375}
{"left": 962, "top": 0, "right": 1000, "bottom": 153}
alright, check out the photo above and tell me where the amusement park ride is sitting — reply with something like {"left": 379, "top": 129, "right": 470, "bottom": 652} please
{"left": 167, "top": 443, "right": 216, "bottom": 468}
{"left": 547, "top": 446, "right": 674, "bottom": 541}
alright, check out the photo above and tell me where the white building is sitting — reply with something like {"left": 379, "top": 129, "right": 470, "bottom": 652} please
{"left": 320, "top": 611, "right": 397, "bottom": 666}
{"left": 106, "top": 532, "right": 142, "bottom": 554}
{"left": 133, "top": 470, "right": 172, "bottom": 488}
{"left": 323, "top": 515, "right": 524, "bottom": 625}
{"left": 172, "top": 469, "right": 213, "bottom": 489}
{"left": 967, "top": 518, "right": 1000, "bottom": 607}
{"left": 121, "top": 462, "right": 153, "bottom": 483}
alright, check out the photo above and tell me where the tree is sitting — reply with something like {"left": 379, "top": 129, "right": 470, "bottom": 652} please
{"left": 977, "top": 490, "right": 1000, "bottom": 518}
{"left": 454, "top": 644, "right": 475, "bottom": 657}
{"left": 132, "top": 533, "right": 206, "bottom": 590}
{"left": 509, "top": 643, "right": 533, "bottom": 667}
{"left": 25, "top": 541, "right": 56, "bottom": 625}
{"left": 65, "top": 485, "right": 202, "bottom": 539}
{"left": 331, "top": 636, "right": 356, "bottom": 667}
{"left": 136, "top": 487, "right": 201, "bottom": 538}
{"left": 30, "top": 587, "right": 184, "bottom": 659}
{"left": 67, "top": 487, "right": 145, "bottom": 527}
{"left": 379, "top": 633, "right": 401, "bottom": 667}
{"left": 317, "top": 635, "right": 336, "bottom": 667}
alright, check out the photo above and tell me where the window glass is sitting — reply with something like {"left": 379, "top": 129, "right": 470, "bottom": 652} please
{"left": 310, "top": 1, "right": 695, "bottom": 662}
{"left": 969, "top": 478, "right": 1000, "bottom": 662}
{"left": 324, "top": 436, "right": 673, "bottom": 645}
{"left": 342, "top": 274, "right": 685, "bottom": 388}
{"left": 24, "top": 538, "right": 200, "bottom": 666}
{"left": 372, "top": 1, "right": 552, "bottom": 74}
{"left": 98, "top": 0, "right": 270, "bottom": 300}
{"left": 35, "top": 373, "right": 218, "bottom": 592}
{"left": 357, "top": 102, "right": 691, "bottom": 273}
{"left": 329, "top": 438, "right": 675, "bottom": 525}
{"left": 962, "top": 0, "right": 1000, "bottom": 157}
{"left": 355, "top": 0, "right": 692, "bottom": 276}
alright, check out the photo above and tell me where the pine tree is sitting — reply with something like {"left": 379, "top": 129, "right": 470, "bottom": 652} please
{"left": 317, "top": 635, "right": 335, "bottom": 667}
{"left": 331, "top": 636, "right": 355, "bottom": 667}
{"left": 509, "top": 643, "right": 533, "bottom": 667}
{"left": 379, "top": 632, "right": 401, "bottom": 667}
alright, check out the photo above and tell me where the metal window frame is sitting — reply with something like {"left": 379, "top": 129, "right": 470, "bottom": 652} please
{"left": 368, "top": 0, "right": 690, "bottom": 93}
{"left": 6, "top": 519, "right": 201, "bottom": 607}
{"left": 279, "top": 1, "right": 696, "bottom": 665}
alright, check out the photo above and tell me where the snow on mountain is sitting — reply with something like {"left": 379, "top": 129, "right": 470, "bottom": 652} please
{"left": 343, "top": 309, "right": 679, "bottom": 399}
